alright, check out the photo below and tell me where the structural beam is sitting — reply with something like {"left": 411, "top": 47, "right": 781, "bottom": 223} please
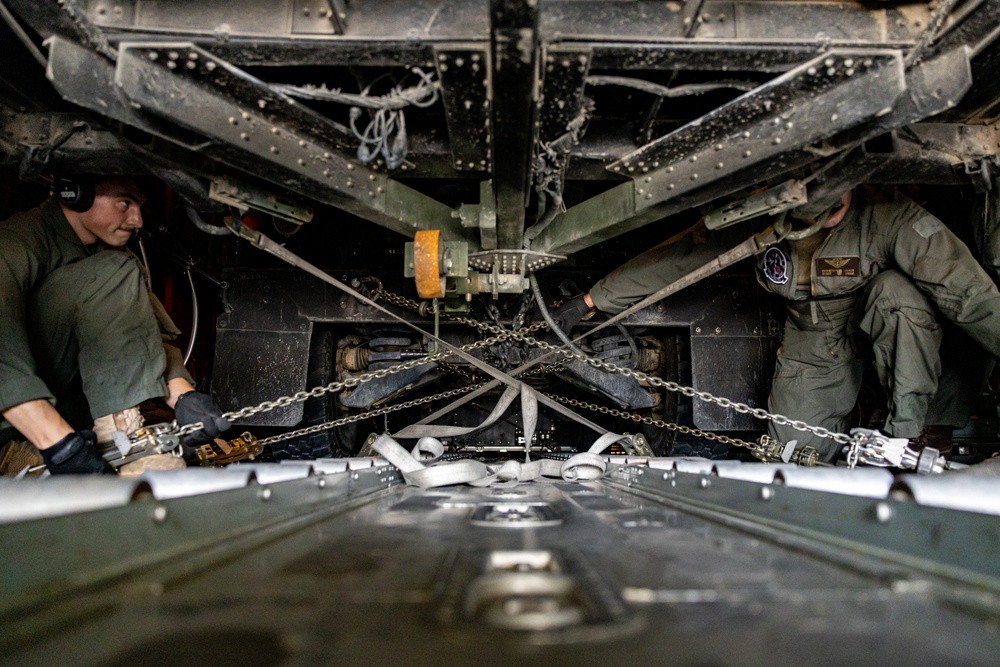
{"left": 489, "top": 0, "right": 538, "bottom": 249}
{"left": 46, "top": 37, "right": 472, "bottom": 242}
{"left": 535, "top": 48, "right": 910, "bottom": 256}
{"left": 540, "top": 0, "right": 928, "bottom": 44}
{"left": 434, "top": 44, "right": 492, "bottom": 174}
{"left": 534, "top": 44, "right": 973, "bottom": 258}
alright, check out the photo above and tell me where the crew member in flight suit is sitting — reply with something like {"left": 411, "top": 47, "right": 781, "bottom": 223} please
{"left": 554, "top": 187, "right": 1000, "bottom": 461}
{"left": 0, "top": 175, "right": 230, "bottom": 474}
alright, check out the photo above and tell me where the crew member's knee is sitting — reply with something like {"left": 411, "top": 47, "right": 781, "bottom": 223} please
{"left": 863, "top": 271, "right": 931, "bottom": 311}
{"left": 860, "top": 270, "right": 938, "bottom": 336}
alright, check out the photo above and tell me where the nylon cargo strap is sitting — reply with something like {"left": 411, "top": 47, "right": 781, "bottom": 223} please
{"left": 228, "top": 221, "right": 619, "bottom": 444}
{"left": 373, "top": 384, "right": 631, "bottom": 488}
{"left": 227, "top": 220, "right": 768, "bottom": 466}
{"left": 412, "top": 225, "right": 785, "bottom": 428}
{"left": 391, "top": 384, "right": 522, "bottom": 440}
{"left": 373, "top": 433, "right": 622, "bottom": 488}
{"left": 549, "top": 223, "right": 787, "bottom": 359}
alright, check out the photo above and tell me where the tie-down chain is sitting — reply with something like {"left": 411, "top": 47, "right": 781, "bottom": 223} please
{"left": 157, "top": 280, "right": 945, "bottom": 473}
{"left": 158, "top": 296, "right": 831, "bottom": 464}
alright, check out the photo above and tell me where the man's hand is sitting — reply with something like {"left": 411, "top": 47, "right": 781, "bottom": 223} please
{"left": 550, "top": 294, "right": 594, "bottom": 335}
{"left": 174, "top": 391, "right": 231, "bottom": 446}
{"left": 41, "top": 430, "right": 110, "bottom": 475}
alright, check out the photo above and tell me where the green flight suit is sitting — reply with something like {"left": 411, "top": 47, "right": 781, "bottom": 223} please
{"left": 971, "top": 177, "right": 1000, "bottom": 281}
{"left": 0, "top": 200, "right": 192, "bottom": 444}
{"left": 590, "top": 190, "right": 1000, "bottom": 461}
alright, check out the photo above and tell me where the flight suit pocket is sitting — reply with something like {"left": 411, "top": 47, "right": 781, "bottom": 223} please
{"left": 774, "top": 326, "right": 851, "bottom": 376}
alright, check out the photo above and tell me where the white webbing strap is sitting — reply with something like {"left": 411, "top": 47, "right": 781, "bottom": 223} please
{"left": 391, "top": 384, "right": 540, "bottom": 464}
{"left": 412, "top": 437, "right": 445, "bottom": 463}
{"left": 520, "top": 385, "right": 538, "bottom": 455}
{"left": 373, "top": 381, "right": 632, "bottom": 489}
{"left": 372, "top": 429, "right": 632, "bottom": 490}
{"left": 391, "top": 386, "right": 521, "bottom": 439}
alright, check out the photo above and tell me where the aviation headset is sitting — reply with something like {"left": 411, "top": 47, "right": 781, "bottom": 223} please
{"left": 54, "top": 175, "right": 95, "bottom": 212}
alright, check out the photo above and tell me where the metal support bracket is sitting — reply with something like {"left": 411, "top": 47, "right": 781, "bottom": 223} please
{"left": 612, "top": 50, "right": 906, "bottom": 202}
{"left": 533, "top": 49, "right": 907, "bottom": 255}
{"left": 452, "top": 180, "right": 498, "bottom": 249}
{"left": 46, "top": 38, "right": 473, "bottom": 243}
{"left": 703, "top": 180, "right": 807, "bottom": 230}
{"left": 434, "top": 45, "right": 492, "bottom": 173}
{"left": 210, "top": 176, "right": 315, "bottom": 225}
{"left": 468, "top": 249, "right": 565, "bottom": 275}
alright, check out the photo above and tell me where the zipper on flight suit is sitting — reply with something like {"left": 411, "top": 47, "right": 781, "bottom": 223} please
{"left": 808, "top": 229, "right": 835, "bottom": 325}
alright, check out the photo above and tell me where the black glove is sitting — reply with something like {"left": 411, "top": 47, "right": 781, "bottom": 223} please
{"left": 174, "top": 391, "right": 231, "bottom": 446}
{"left": 550, "top": 295, "right": 593, "bottom": 335}
{"left": 41, "top": 430, "right": 110, "bottom": 475}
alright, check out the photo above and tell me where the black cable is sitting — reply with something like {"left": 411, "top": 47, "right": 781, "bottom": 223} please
{"left": 529, "top": 274, "right": 587, "bottom": 356}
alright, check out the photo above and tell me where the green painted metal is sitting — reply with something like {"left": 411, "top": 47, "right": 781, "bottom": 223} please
{"left": 606, "top": 465, "right": 1000, "bottom": 590}
{"left": 0, "top": 466, "right": 401, "bottom": 618}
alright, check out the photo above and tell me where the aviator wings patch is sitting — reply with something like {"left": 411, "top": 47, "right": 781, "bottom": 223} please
{"left": 817, "top": 256, "right": 860, "bottom": 277}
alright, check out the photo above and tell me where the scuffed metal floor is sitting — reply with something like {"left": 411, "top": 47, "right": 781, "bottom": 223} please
{"left": 2, "top": 459, "right": 999, "bottom": 666}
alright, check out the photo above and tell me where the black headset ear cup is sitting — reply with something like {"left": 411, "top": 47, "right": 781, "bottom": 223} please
{"left": 55, "top": 176, "right": 95, "bottom": 212}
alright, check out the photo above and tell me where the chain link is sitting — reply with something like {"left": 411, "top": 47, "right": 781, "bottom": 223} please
{"left": 175, "top": 323, "right": 539, "bottom": 438}
{"left": 373, "top": 285, "right": 548, "bottom": 338}
{"left": 180, "top": 284, "right": 857, "bottom": 451}
{"left": 503, "top": 330, "right": 857, "bottom": 447}
{"left": 543, "top": 394, "right": 758, "bottom": 450}
{"left": 256, "top": 384, "right": 483, "bottom": 447}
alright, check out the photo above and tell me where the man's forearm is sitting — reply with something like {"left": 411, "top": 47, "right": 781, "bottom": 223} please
{"left": 1, "top": 399, "right": 74, "bottom": 450}
{"left": 165, "top": 377, "right": 196, "bottom": 409}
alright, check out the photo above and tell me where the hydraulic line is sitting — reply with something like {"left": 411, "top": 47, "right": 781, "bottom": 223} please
{"left": 183, "top": 267, "right": 199, "bottom": 366}
{"left": 585, "top": 76, "right": 755, "bottom": 98}
{"left": 185, "top": 205, "right": 230, "bottom": 236}
{"left": 529, "top": 274, "right": 586, "bottom": 356}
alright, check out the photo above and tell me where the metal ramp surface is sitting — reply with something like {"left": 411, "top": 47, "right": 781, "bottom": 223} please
{"left": 2, "top": 458, "right": 999, "bottom": 666}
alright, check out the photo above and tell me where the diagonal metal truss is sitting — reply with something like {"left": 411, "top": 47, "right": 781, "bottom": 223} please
{"left": 3, "top": 0, "right": 999, "bottom": 258}
{"left": 44, "top": 36, "right": 474, "bottom": 243}
{"left": 531, "top": 46, "right": 973, "bottom": 256}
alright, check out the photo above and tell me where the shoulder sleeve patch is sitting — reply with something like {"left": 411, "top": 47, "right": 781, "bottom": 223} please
{"left": 912, "top": 216, "right": 943, "bottom": 239}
